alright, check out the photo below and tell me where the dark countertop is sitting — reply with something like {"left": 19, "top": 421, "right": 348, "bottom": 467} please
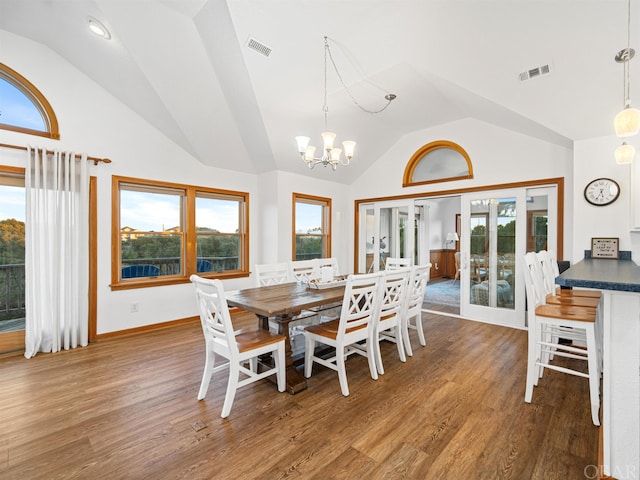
{"left": 556, "top": 258, "right": 640, "bottom": 292}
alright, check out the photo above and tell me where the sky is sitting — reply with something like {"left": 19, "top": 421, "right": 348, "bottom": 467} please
{"left": 0, "top": 186, "right": 321, "bottom": 232}
{"left": 0, "top": 186, "right": 25, "bottom": 221}
{"left": 0, "top": 78, "right": 45, "bottom": 131}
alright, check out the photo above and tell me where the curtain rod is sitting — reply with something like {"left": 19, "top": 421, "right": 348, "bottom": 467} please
{"left": 0, "top": 142, "right": 112, "bottom": 165}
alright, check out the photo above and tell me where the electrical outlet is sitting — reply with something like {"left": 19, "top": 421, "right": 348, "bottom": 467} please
{"left": 130, "top": 302, "right": 139, "bottom": 313}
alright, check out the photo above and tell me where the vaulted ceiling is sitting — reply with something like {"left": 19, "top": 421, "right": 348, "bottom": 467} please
{"left": 0, "top": 0, "right": 636, "bottom": 184}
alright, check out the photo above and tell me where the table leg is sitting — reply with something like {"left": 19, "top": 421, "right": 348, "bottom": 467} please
{"left": 256, "top": 314, "right": 308, "bottom": 394}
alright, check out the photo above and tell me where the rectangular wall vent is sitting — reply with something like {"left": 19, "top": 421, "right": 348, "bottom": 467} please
{"left": 246, "top": 37, "right": 272, "bottom": 57}
{"left": 519, "top": 63, "right": 551, "bottom": 82}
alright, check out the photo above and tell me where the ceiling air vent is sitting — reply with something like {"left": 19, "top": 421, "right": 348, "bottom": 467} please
{"left": 519, "top": 63, "right": 551, "bottom": 82}
{"left": 246, "top": 37, "right": 272, "bottom": 57}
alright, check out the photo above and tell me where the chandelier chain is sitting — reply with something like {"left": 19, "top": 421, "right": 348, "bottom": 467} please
{"left": 324, "top": 36, "right": 394, "bottom": 114}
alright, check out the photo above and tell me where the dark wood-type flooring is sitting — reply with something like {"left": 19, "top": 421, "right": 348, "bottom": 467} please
{"left": 0, "top": 312, "right": 598, "bottom": 479}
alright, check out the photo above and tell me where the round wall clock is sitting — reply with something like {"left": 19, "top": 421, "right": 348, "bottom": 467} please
{"left": 584, "top": 178, "right": 620, "bottom": 206}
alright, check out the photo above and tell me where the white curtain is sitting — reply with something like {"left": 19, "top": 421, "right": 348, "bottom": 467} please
{"left": 24, "top": 147, "right": 89, "bottom": 358}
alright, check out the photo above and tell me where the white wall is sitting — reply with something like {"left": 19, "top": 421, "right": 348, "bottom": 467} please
{"left": 573, "top": 135, "right": 636, "bottom": 264}
{"left": 0, "top": 31, "right": 349, "bottom": 334}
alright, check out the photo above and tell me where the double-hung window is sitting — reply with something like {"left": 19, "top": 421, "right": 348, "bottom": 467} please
{"left": 292, "top": 193, "right": 331, "bottom": 261}
{"left": 112, "top": 176, "right": 249, "bottom": 289}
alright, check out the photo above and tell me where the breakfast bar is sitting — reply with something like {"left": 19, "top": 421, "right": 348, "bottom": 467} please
{"left": 556, "top": 258, "right": 640, "bottom": 479}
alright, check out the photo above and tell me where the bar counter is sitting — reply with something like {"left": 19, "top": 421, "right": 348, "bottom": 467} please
{"left": 557, "top": 259, "right": 640, "bottom": 479}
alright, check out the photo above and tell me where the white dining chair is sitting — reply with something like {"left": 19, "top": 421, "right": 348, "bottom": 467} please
{"left": 402, "top": 263, "right": 431, "bottom": 356}
{"left": 385, "top": 257, "right": 411, "bottom": 270}
{"left": 190, "top": 275, "right": 286, "bottom": 418}
{"left": 254, "top": 262, "right": 293, "bottom": 287}
{"left": 303, "top": 272, "right": 383, "bottom": 396}
{"left": 518, "top": 253, "right": 601, "bottom": 426}
{"left": 374, "top": 267, "right": 411, "bottom": 374}
{"left": 289, "top": 259, "right": 319, "bottom": 283}
{"left": 316, "top": 257, "right": 340, "bottom": 277}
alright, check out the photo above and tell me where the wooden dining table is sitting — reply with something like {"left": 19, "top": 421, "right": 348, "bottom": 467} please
{"left": 225, "top": 281, "right": 345, "bottom": 394}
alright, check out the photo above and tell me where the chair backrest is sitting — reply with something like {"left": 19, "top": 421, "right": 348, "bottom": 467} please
{"left": 380, "top": 267, "right": 411, "bottom": 321}
{"left": 197, "top": 259, "right": 213, "bottom": 273}
{"left": 190, "top": 275, "right": 238, "bottom": 358}
{"left": 289, "top": 259, "right": 319, "bottom": 283}
{"left": 405, "top": 264, "right": 431, "bottom": 315}
{"left": 336, "top": 272, "right": 383, "bottom": 340}
{"left": 519, "top": 253, "right": 545, "bottom": 310}
{"left": 254, "top": 262, "right": 292, "bottom": 287}
{"left": 454, "top": 252, "right": 461, "bottom": 269}
{"left": 385, "top": 257, "right": 411, "bottom": 270}
{"left": 316, "top": 257, "right": 340, "bottom": 277}
{"left": 121, "top": 264, "right": 160, "bottom": 279}
{"left": 536, "top": 250, "right": 557, "bottom": 295}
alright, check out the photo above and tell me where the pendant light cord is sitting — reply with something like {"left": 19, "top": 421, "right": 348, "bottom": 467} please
{"left": 626, "top": 0, "right": 632, "bottom": 105}
{"left": 323, "top": 36, "right": 395, "bottom": 115}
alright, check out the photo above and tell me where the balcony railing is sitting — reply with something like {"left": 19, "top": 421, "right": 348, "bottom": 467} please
{"left": 0, "top": 264, "right": 25, "bottom": 319}
{"left": 122, "top": 256, "right": 239, "bottom": 275}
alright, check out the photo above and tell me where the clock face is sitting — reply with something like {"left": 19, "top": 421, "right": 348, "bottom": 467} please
{"left": 584, "top": 178, "right": 620, "bottom": 206}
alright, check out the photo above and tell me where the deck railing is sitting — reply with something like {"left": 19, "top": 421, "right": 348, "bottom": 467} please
{"left": 122, "top": 256, "right": 239, "bottom": 275}
{"left": 0, "top": 256, "right": 240, "bottom": 323}
{"left": 0, "top": 264, "right": 25, "bottom": 321}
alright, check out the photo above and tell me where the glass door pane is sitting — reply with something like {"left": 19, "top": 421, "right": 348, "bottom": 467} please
{"left": 358, "top": 200, "right": 414, "bottom": 273}
{"left": 461, "top": 189, "right": 525, "bottom": 328}
{"left": 0, "top": 181, "right": 26, "bottom": 353}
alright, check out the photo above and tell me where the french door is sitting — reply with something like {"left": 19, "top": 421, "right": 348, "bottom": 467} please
{"left": 459, "top": 189, "right": 526, "bottom": 328}
{"left": 358, "top": 200, "right": 421, "bottom": 273}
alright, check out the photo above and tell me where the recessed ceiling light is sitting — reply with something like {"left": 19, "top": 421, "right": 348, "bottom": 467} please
{"left": 88, "top": 17, "right": 111, "bottom": 40}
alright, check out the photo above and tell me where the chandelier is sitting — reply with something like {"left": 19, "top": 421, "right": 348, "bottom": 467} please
{"left": 614, "top": 0, "right": 640, "bottom": 164}
{"left": 296, "top": 36, "right": 396, "bottom": 170}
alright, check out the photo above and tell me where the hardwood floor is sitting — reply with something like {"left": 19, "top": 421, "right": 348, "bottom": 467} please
{"left": 0, "top": 312, "right": 598, "bottom": 479}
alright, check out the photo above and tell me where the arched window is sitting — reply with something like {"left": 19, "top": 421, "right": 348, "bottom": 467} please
{"left": 0, "top": 63, "right": 60, "bottom": 139}
{"left": 403, "top": 140, "right": 473, "bottom": 187}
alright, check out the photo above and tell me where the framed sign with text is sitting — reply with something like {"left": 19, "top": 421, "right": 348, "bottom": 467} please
{"left": 591, "top": 237, "right": 619, "bottom": 259}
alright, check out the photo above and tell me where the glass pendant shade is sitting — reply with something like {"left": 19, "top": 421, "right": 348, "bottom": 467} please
{"left": 342, "top": 140, "right": 356, "bottom": 159}
{"left": 615, "top": 105, "right": 640, "bottom": 137}
{"left": 330, "top": 148, "right": 342, "bottom": 163}
{"left": 304, "top": 145, "right": 316, "bottom": 162}
{"left": 321, "top": 131, "right": 336, "bottom": 150}
{"left": 615, "top": 142, "right": 635, "bottom": 164}
{"left": 296, "top": 136, "right": 310, "bottom": 154}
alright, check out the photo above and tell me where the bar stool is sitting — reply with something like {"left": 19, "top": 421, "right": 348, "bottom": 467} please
{"left": 538, "top": 250, "right": 602, "bottom": 299}
{"left": 519, "top": 253, "right": 601, "bottom": 426}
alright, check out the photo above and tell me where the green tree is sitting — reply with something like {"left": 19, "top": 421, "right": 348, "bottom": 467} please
{"left": 0, "top": 218, "right": 25, "bottom": 264}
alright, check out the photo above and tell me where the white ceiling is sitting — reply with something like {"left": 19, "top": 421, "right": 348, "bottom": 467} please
{"left": 0, "top": 0, "right": 637, "bottom": 184}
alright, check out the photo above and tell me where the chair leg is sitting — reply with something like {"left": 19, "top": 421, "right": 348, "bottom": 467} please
{"left": 525, "top": 320, "right": 538, "bottom": 403}
{"left": 366, "top": 338, "right": 379, "bottom": 381}
{"left": 374, "top": 333, "right": 385, "bottom": 375}
{"left": 402, "top": 317, "right": 413, "bottom": 357}
{"left": 197, "top": 347, "right": 215, "bottom": 400}
{"left": 304, "top": 335, "right": 315, "bottom": 378}
{"left": 415, "top": 313, "right": 426, "bottom": 347}
{"left": 275, "top": 344, "right": 286, "bottom": 393}
{"left": 396, "top": 327, "right": 406, "bottom": 363}
{"left": 586, "top": 326, "right": 601, "bottom": 426}
{"left": 221, "top": 362, "right": 239, "bottom": 418}
{"left": 336, "top": 347, "right": 350, "bottom": 396}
